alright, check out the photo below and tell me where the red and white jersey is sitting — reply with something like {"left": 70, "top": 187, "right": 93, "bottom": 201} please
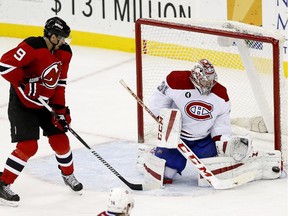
{"left": 97, "top": 211, "right": 118, "bottom": 216}
{"left": 0, "top": 36, "right": 71, "bottom": 109}
{"left": 149, "top": 70, "right": 232, "bottom": 140}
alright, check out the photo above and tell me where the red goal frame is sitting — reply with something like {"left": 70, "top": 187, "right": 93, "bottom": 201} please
{"left": 135, "top": 18, "right": 282, "bottom": 154}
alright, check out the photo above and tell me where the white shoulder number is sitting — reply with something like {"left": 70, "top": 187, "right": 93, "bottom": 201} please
{"left": 13, "top": 48, "right": 26, "bottom": 61}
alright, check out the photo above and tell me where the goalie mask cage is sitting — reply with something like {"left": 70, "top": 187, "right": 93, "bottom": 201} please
{"left": 135, "top": 18, "right": 287, "bottom": 168}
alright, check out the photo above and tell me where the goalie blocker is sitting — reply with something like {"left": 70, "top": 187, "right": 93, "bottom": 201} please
{"left": 142, "top": 108, "right": 281, "bottom": 188}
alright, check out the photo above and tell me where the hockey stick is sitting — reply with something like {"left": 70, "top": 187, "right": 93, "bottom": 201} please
{"left": 38, "top": 97, "right": 143, "bottom": 191}
{"left": 119, "top": 79, "right": 255, "bottom": 189}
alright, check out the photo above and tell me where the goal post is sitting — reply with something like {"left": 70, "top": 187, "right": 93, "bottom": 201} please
{"left": 135, "top": 18, "right": 287, "bottom": 167}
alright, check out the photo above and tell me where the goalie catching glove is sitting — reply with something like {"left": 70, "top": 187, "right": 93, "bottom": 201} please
{"left": 216, "top": 135, "right": 253, "bottom": 162}
{"left": 51, "top": 106, "right": 71, "bottom": 132}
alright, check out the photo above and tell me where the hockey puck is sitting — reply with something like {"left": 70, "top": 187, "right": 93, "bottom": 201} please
{"left": 272, "top": 166, "right": 280, "bottom": 173}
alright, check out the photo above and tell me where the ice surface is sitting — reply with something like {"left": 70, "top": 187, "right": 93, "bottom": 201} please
{"left": 0, "top": 37, "right": 287, "bottom": 216}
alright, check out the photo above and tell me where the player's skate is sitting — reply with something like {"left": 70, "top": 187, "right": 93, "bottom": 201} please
{"left": 62, "top": 173, "right": 83, "bottom": 193}
{"left": 0, "top": 174, "right": 20, "bottom": 207}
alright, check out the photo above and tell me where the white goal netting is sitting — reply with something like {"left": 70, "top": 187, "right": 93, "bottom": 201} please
{"left": 135, "top": 18, "right": 287, "bottom": 169}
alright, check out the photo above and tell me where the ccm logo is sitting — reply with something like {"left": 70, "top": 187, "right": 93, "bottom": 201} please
{"left": 185, "top": 101, "right": 213, "bottom": 120}
{"left": 157, "top": 116, "right": 163, "bottom": 141}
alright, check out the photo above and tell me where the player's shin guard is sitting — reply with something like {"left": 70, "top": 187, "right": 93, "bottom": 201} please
{"left": 1, "top": 140, "right": 37, "bottom": 185}
{"left": 55, "top": 149, "right": 74, "bottom": 175}
{"left": 50, "top": 138, "right": 83, "bottom": 191}
{"left": 49, "top": 134, "right": 74, "bottom": 175}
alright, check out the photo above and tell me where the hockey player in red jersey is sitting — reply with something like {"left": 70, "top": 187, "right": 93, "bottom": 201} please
{"left": 98, "top": 187, "right": 134, "bottom": 216}
{"left": 0, "top": 17, "right": 82, "bottom": 207}
{"left": 149, "top": 59, "right": 233, "bottom": 184}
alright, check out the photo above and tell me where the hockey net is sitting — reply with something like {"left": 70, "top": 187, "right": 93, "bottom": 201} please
{"left": 135, "top": 18, "right": 287, "bottom": 170}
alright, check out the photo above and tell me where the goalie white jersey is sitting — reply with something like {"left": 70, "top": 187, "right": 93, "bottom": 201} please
{"left": 149, "top": 70, "right": 232, "bottom": 141}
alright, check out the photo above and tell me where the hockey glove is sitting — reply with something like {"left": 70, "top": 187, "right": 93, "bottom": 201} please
{"left": 52, "top": 106, "right": 71, "bottom": 132}
{"left": 24, "top": 82, "right": 41, "bottom": 100}
{"left": 216, "top": 136, "right": 253, "bottom": 162}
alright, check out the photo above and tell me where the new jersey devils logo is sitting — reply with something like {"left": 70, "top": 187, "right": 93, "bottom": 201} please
{"left": 41, "top": 62, "right": 61, "bottom": 89}
{"left": 185, "top": 101, "right": 213, "bottom": 120}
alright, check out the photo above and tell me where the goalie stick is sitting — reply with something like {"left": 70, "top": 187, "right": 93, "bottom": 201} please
{"left": 38, "top": 97, "right": 143, "bottom": 191}
{"left": 119, "top": 79, "right": 255, "bottom": 189}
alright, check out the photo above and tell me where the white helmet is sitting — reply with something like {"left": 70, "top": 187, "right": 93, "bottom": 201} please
{"left": 107, "top": 187, "right": 134, "bottom": 216}
{"left": 190, "top": 59, "right": 217, "bottom": 95}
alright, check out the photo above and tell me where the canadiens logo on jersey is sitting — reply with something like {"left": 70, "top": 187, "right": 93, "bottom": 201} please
{"left": 185, "top": 101, "right": 213, "bottom": 120}
{"left": 41, "top": 61, "right": 62, "bottom": 89}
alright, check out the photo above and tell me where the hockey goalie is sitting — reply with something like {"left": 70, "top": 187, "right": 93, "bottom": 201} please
{"left": 140, "top": 59, "right": 281, "bottom": 189}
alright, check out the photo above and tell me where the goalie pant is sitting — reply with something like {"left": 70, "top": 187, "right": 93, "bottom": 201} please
{"left": 198, "top": 150, "right": 281, "bottom": 187}
{"left": 154, "top": 108, "right": 219, "bottom": 180}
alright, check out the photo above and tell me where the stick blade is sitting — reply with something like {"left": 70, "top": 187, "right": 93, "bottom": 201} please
{"left": 213, "top": 171, "right": 255, "bottom": 189}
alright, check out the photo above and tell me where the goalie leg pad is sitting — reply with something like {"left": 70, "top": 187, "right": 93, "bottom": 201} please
{"left": 143, "top": 153, "right": 165, "bottom": 190}
{"left": 198, "top": 157, "right": 235, "bottom": 187}
{"left": 198, "top": 150, "right": 281, "bottom": 187}
{"left": 249, "top": 150, "right": 281, "bottom": 180}
{"left": 136, "top": 143, "right": 156, "bottom": 173}
{"left": 164, "top": 166, "right": 178, "bottom": 180}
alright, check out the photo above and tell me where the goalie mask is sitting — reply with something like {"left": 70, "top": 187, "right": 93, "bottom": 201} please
{"left": 107, "top": 187, "right": 134, "bottom": 216}
{"left": 190, "top": 59, "right": 217, "bottom": 95}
